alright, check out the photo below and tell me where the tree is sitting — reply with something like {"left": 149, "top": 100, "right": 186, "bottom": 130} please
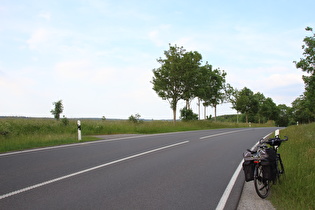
{"left": 232, "top": 87, "right": 259, "bottom": 123}
{"left": 275, "top": 104, "right": 293, "bottom": 127}
{"left": 128, "top": 113, "right": 143, "bottom": 124}
{"left": 151, "top": 44, "right": 202, "bottom": 123}
{"left": 195, "top": 63, "right": 228, "bottom": 121}
{"left": 181, "top": 51, "right": 203, "bottom": 109}
{"left": 260, "top": 97, "right": 278, "bottom": 122}
{"left": 294, "top": 26, "right": 315, "bottom": 118}
{"left": 51, "top": 100, "right": 64, "bottom": 120}
{"left": 292, "top": 95, "right": 314, "bottom": 124}
{"left": 254, "top": 92, "right": 266, "bottom": 123}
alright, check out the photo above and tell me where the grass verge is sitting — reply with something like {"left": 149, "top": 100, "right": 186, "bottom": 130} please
{"left": 270, "top": 123, "right": 315, "bottom": 210}
{"left": 1, "top": 118, "right": 271, "bottom": 153}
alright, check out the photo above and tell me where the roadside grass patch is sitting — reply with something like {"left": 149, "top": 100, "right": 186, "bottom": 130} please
{"left": 270, "top": 123, "right": 315, "bottom": 210}
{"left": 1, "top": 118, "right": 271, "bottom": 153}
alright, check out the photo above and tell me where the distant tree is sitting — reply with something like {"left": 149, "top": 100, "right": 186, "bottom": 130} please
{"left": 51, "top": 100, "right": 64, "bottom": 120}
{"left": 260, "top": 97, "right": 279, "bottom": 121}
{"left": 128, "top": 113, "right": 143, "bottom": 124}
{"left": 292, "top": 95, "right": 314, "bottom": 124}
{"left": 196, "top": 63, "right": 228, "bottom": 121}
{"left": 275, "top": 104, "right": 293, "bottom": 127}
{"left": 232, "top": 87, "right": 259, "bottom": 123}
{"left": 254, "top": 92, "right": 266, "bottom": 123}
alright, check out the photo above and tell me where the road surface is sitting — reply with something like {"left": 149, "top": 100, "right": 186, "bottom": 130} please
{"left": 0, "top": 127, "right": 278, "bottom": 210}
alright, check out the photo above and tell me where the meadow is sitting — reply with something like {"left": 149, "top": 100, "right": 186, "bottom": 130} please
{"left": 270, "top": 123, "right": 315, "bottom": 210}
{"left": 0, "top": 117, "right": 265, "bottom": 153}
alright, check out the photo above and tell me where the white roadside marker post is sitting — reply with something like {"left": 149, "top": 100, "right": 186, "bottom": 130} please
{"left": 275, "top": 129, "right": 279, "bottom": 138}
{"left": 77, "top": 120, "right": 82, "bottom": 141}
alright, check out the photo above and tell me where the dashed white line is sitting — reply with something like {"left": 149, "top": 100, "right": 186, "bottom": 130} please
{"left": 0, "top": 141, "right": 189, "bottom": 200}
{"left": 200, "top": 129, "right": 250, "bottom": 140}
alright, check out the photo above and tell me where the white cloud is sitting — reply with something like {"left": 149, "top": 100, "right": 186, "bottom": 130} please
{"left": 54, "top": 59, "right": 115, "bottom": 84}
{"left": 148, "top": 24, "right": 172, "bottom": 47}
{"left": 26, "top": 28, "right": 53, "bottom": 50}
{"left": 38, "top": 11, "right": 51, "bottom": 21}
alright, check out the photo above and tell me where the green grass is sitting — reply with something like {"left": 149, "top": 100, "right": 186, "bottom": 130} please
{"left": 269, "top": 123, "right": 315, "bottom": 210}
{"left": 0, "top": 118, "right": 271, "bottom": 153}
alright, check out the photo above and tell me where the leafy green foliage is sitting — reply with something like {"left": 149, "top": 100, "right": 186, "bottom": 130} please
{"left": 180, "top": 107, "right": 198, "bottom": 121}
{"left": 50, "top": 100, "right": 64, "bottom": 120}
{"left": 152, "top": 44, "right": 229, "bottom": 122}
{"left": 152, "top": 44, "right": 187, "bottom": 122}
{"left": 293, "top": 26, "right": 315, "bottom": 123}
{"left": 128, "top": 113, "right": 143, "bottom": 124}
{"left": 232, "top": 87, "right": 259, "bottom": 123}
{"left": 61, "top": 115, "right": 69, "bottom": 126}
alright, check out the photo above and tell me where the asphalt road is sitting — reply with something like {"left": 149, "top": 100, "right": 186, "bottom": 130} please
{"left": 0, "top": 127, "right": 278, "bottom": 210}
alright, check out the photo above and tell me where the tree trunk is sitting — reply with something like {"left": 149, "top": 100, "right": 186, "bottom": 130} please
{"left": 186, "top": 100, "right": 190, "bottom": 110}
{"left": 214, "top": 105, "right": 217, "bottom": 121}
{"left": 173, "top": 108, "right": 177, "bottom": 124}
{"left": 245, "top": 112, "right": 248, "bottom": 124}
{"left": 204, "top": 106, "right": 207, "bottom": 120}
{"left": 198, "top": 98, "right": 200, "bottom": 120}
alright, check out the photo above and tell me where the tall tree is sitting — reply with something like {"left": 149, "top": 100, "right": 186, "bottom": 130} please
{"left": 195, "top": 63, "right": 229, "bottom": 120}
{"left": 294, "top": 26, "right": 315, "bottom": 118}
{"left": 276, "top": 104, "right": 292, "bottom": 127}
{"left": 51, "top": 100, "right": 64, "bottom": 120}
{"left": 232, "top": 87, "right": 259, "bottom": 123}
{"left": 151, "top": 44, "right": 187, "bottom": 123}
{"left": 260, "top": 97, "right": 278, "bottom": 121}
{"left": 181, "top": 51, "right": 203, "bottom": 109}
{"left": 254, "top": 92, "right": 266, "bottom": 123}
{"left": 292, "top": 95, "right": 313, "bottom": 124}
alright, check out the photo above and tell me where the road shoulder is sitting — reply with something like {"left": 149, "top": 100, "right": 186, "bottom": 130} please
{"left": 237, "top": 181, "right": 276, "bottom": 210}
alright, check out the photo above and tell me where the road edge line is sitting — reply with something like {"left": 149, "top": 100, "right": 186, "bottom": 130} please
{"left": 215, "top": 131, "right": 274, "bottom": 210}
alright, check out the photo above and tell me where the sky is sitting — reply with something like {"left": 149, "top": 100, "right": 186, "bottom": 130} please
{"left": 0, "top": 0, "right": 314, "bottom": 119}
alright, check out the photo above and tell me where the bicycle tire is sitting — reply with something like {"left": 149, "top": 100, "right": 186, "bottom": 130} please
{"left": 254, "top": 164, "right": 270, "bottom": 199}
{"left": 276, "top": 154, "right": 285, "bottom": 183}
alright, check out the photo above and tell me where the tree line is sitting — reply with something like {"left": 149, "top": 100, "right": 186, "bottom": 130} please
{"left": 152, "top": 27, "right": 315, "bottom": 126}
{"left": 151, "top": 44, "right": 231, "bottom": 122}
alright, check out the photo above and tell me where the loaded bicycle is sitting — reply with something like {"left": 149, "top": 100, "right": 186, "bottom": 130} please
{"left": 242, "top": 132, "right": 288, "bottom": 198}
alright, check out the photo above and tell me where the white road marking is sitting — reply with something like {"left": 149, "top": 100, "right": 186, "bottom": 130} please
{"left": 216, "top": 160, "right": 243, "bottom": 210}
{"left": 0, "top": 141, "right": 189, "bottom": 200}
{"left": 200, "top": 129, "right": 250, "bottom": 140}
{"left": 215, "top": 131, "right": 274, "bottom": 210}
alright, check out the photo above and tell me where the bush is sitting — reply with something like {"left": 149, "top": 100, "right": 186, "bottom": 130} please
{"left": 180, "top": 107, "right": 198, "bottom": 121}
{"left": 128, "top": 113, "right": 143, "bottom": 124}
{"left": 61, "top": 115, "right": 69, "bottom": 126}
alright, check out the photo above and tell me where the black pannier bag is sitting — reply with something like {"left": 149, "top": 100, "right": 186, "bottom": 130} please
{"left": 242, "top": 160, "right": 255, "bottom": 182}
{"left": 262, "top": 148, "right": 277, "bottom": 181}
{"left": 242, "top": 151, "right": 255, "bottom": 182}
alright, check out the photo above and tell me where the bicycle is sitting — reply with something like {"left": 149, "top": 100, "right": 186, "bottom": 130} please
{"left": 242, "top": 135, "right": 288, "bottom": 198}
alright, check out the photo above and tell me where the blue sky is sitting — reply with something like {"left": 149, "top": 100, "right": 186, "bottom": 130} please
{"left": 0, "top": 0, "right": 314, "bottom": 119}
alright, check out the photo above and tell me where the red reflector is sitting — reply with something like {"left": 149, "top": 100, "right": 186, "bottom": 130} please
{"left": 254, "top": 161, "right": 259, "bottom": 164}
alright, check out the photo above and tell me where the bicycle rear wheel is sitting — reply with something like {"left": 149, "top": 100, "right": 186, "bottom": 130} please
{"left": 254, "top": 164, "right": 270, "bottom": 198}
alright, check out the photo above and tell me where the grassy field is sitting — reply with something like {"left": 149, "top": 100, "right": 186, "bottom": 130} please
{"left": 270, "top": 123, "right": 315, "bottom": 210}
{"left": 0, "top": 117, "right": 270, "bottom": 153}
